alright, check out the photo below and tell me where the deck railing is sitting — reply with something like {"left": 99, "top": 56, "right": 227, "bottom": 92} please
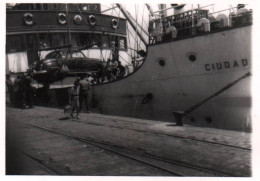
{"left": 149, "top": 6, "right": 252, "bottom": 45}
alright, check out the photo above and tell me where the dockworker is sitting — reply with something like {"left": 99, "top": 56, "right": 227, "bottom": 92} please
{"left": 79, "top": 75, "right": 91, "bottom": 113}
{"left": 69, "top": 81, "right": 80, "bottom": 119}
{"left": 13, "top": 75, "right": 25, "bottom": 108}
{"left": 6, "top": 74, "right": 14, "bottom": 106}
{"left": 24, "top": 73, "right": 35, "bottom": 108}
{"left": 19, "top": 74, "right": 27, "bottom": 108}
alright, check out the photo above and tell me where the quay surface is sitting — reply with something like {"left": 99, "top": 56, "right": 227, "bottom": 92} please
{"left": 6, "top": 106, "right": 251, "bottom": 176}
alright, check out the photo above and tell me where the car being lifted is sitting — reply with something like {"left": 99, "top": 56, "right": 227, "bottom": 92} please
{"left": 28, "top": 46, "right": 105, "bottom": 87}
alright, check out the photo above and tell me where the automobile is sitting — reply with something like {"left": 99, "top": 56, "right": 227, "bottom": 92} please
{"left": 28, "top": 48, "right": 104, "bottom": 86}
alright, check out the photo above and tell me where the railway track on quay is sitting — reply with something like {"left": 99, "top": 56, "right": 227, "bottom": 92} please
{"left": 7, "top": 119, "right": 237, "bottom": 176}
{"left": 6, "top": 107, "right": 251, "bottom": 176}
{"left": 6, "top": 144, "right": 58, "bottom": 175}
{"left": 71, "top": 117, "right": 251, "bottom": 151}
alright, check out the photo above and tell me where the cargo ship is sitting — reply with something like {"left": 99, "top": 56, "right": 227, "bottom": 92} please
{"left": 6, "top": 3, "right": 252, "bottom": 131}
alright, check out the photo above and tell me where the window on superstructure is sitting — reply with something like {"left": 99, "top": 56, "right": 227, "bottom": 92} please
{"left": 27, "top": 4, "right": 41, "bottom": 10}
{"left": 38, "top": 33, "right": 51, "bottom": 49}
{"left": 101, "top": 35, "right": 109, "bottom": 48}
{"left": 59, "top": 4, "right": 67, "bottom": 10}
{"left": 51, "top": 4, "right": 60, "bottom": 10}
{"left": 52, "top": 33, "right": 65, "bottom": 47}
{"left": 68, "top": 4, "right": 78, "bottom": 11}
{"left": 26, "top": 34, "right": 37, "bottom": 49}
{"left": 91, "top": 35, "right": 101, "bottom": 48}
{"left": 81, "top": 4, "right": 100, "bottom": 13}
{"left": 6, "top": 35, "right": 24, "bottom": 53}
{"left": 78, "top": 33, "right": 89, "bottom": 47}
{"left": 27, "top": 4, "right": 34, "bottom": 10}
{"left": 109, "top": 36, "right": 118, "bottom": 47}
{"left": 43, "top": 4, "right": 48, "bottom": 10}
{"left": 35, "top": 4, "right": 41, "bottom": 10}
{"left": 119, "top": 37, "right": 126, "bottom": 50}
{"left": 71, "top": 33, "right": 80, "bottom": 47}
{"left": 82, "top": 5, "right": 89, "bottom": 11}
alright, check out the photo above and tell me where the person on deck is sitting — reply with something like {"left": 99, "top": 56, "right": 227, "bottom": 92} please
{"left": 69, "top": 81, "right": 80, "bottom": 119}
{"left": 116, "top": 60, "right": 126, "bottom": 78}
{"left": 107, "top": 58, "right": 118, "bottom": 80}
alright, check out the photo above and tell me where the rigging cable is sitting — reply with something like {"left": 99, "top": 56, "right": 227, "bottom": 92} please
{"left": 118, "top": 53, "right": 132, "bottom": 66}
{"left": 138, "top": 5, "right": 146, "bottom": 51}
{"left": 66, "top": 4, "right": 71, "bottom": 45}
{"left": 126, "top": 22, "right": 133, "bottom": 59}
{"left": 76, "top": 6, "right": 89, "bottom": 26}
{"left": 126, "top": 25, "right": 138, "bottom": 59}
{"left": 112, "top": 4, "right": 122, "bottom": 42}
{"left": 111, "top": 5, "right": 124, "bottom": 66}
{"left": 126, "top": 21, "right": 141, "bottom": 57}
{"left": 104, "top": 4, "right": 116, "bottom": 61}
{"left": 134, "top": 4, "right": 139, "bottom": 58}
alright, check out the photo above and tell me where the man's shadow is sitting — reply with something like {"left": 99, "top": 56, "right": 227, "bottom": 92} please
{"left": 58, "top": 116, "right": 70, "bottom": 120}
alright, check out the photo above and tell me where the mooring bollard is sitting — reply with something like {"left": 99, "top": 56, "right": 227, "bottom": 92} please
{"left": 172, "top": 111, "right": 185, "bottom": 126}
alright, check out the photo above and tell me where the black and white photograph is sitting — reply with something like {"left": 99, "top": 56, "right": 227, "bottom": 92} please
{"left": 3, "top": 0, "right": 259, "bottom": 179}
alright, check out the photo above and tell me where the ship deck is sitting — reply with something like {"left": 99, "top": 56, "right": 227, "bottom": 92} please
{"left": 6, "top": 106, "right": 251, "bottom": 176}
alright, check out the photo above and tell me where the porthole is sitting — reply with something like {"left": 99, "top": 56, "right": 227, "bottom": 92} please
{"left": 24, "top": 13, "right": 34, "bottom": 25}
{"left": 74, "top": 15, "right": 82, "bottom": 25}
{"left": 189, "top": 55, "right": 196, "bottom": 62}
{"left": 159, "top": 60, "right": 165, "bottom": 66}
{"left": 89, "top": 15, "right": 96, "bottom": 26}
{"left": 58, "top": 13, "right": 67, "bottom": 25}
{"left": 111, "top": 19, "right": 118, "bottom": 29}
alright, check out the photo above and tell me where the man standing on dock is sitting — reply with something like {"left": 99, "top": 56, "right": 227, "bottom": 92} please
{"left": 6, "top": 74, "right": 14, "bottom": 106}
{"left": 69, "top": 81, "right": 80, "bottom": 119}
{"left": 79, "top": 75, "right": 91, "bottom": 113}
{"left": 24, "top": 73, "right": 35, "bottom": 108}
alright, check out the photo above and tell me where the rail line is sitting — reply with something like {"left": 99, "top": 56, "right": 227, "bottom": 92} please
{"left": 37, "top": 108, "right": 250, "bottom": 150}
{"left": 15, "top": 119, "right": 233, "bottom": 176}
{"left": 7, "top": 144, "right": 60, "bottom": 175}
{"left": 69, "top": 118, "right": 251, "bottom": 151}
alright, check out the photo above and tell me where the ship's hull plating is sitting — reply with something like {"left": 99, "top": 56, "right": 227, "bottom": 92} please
{"left": 91, "top": 26, "right": 252, "bottom": 131}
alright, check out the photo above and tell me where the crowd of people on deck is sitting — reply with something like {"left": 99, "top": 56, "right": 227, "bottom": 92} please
{"left": 91, "top": 58, "right": 126, "bottom": 84}
{"left": 6, "top": 73, "right": 35, "bottom": 109}
{"left": 90, "top": 40, "right": 145, "bottom": 84}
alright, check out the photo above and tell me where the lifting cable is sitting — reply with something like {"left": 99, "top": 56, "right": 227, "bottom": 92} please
{"left": 126, "top": 22, "right": 142, "bottom": 61}
{"left": 140, "top": 5, "right": 145, "bottom": 41}
{"left": 115, "top": 4, "right": 143, "bottom": 63}
{"left": 66, "top": 4, "right": 71, "bottom": 45}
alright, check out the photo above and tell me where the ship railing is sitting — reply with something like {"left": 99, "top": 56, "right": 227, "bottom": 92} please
{"left": 149, "top": 5, "right": 252, "bottom": 45}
